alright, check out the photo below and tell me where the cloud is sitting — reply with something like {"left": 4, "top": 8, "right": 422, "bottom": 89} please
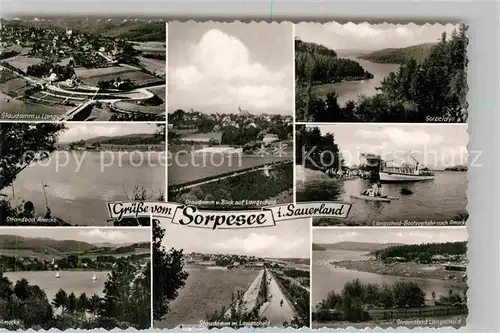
{"left": 77, "top": 229, "right": 131, "bottom": 242}
{"left": 215, "top": 232, "right": 306, "bottom": 257}
{"left": 170, "top": 29, "right": 292, "bottom": 114}
{"left": 355, "top": 127, "right": 444, "bottom": 148}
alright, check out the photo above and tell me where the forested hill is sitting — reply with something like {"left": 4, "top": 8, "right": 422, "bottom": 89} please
{"left": 359, "top": 42, "right": 437, "bottom": 64}
{"left": 315, "top": 242, "right": 401, "bottom": 252}
{"left": 295, "top": 39, "right": 374, "bottom": 85}
{"left": 0, "top": 235, "right": 149, "bottom": 257}
{"left": 0, "top": 235, "right": 97, "bottom": 254}
{"left": 373, "top": 241, "right": 467, "bottom": 261}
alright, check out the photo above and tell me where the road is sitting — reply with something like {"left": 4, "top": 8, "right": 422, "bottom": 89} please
{"left": 261, "top": 270, "right": 295, "bottom": 326}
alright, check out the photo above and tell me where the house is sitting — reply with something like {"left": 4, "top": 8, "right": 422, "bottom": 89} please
{"left": 262, "top": 134, "right": 279, "bottom": 145}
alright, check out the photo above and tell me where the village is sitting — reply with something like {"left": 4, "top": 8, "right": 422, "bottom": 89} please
{"left": 0, "top": 19, "right": 166, "bottom": 121}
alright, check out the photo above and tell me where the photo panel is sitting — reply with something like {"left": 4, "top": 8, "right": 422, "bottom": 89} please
{"left": 0, "top": 227, "right": 152, "bottom": 329}
{"left": 295, "top": 123, "right": 468, "bottom": 227}
{"left": 167, "top": 22, "right": 294, "bottom": 210}
{"left": 0, "top": 16, "right": 166, "bottom": 122}
{"left": 152, "top": 217, "right": 310, "bottom": 329}
{"left": 295, "top": 22, "right": 468, "bottom": 123}
{"left": 311, "top": 227, "right": 468, "bottom": 329}
{"left": 0, "top": 122, "right": 166, "bottom": 226}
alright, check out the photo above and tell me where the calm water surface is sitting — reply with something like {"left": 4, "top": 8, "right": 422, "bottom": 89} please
{"left": 300, "top": 172, "right": 467, "bottom": 222}
{"left": 312, "top": 250, "right": 464, "bottom": 307}
{"left": 157, "top": 267, "right": 259, "bottom": 328}
{"left": 314, "top": 59, "right": 400, "bottom": 106}
{"left": 4, "top": 270, "right": 110, "bottom": 303}
{"left": 3, "top": 152, "right": 165, "bottom": 225}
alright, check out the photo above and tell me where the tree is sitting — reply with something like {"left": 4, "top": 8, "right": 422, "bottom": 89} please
{"left": 0, "top": 274, "right": 13, "bottom": 299}
{"left": 152, "top": 219, "right": 189, "bottom": 320}
{"left": 0, "top": 123, "right": 67, "bottom": 191}
{"left": 52, "top": 289, "right": 68, "bottom": 312}
{"left": 88, "top": 294, "right": 102, "bottom": 317}
{"left": 77, "top": 293, "right": 89, "bottom": 313}
{"left": 14, "top": 278, "right": 30, "bottom": 300}
{"left": 67, "top": 292, "right": 78, "bottom": 313}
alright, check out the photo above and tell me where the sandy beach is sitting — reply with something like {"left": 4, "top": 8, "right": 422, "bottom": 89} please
{"left": 332, "top": 259, "right": 466, "bottom": 284}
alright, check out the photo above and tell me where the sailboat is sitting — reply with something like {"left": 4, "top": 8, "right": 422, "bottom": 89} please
{"left": 55, "top": 272, "right": 60, "bottom": 279}
{"left": 92, "top": 274, "right": 97, "bottom": 282}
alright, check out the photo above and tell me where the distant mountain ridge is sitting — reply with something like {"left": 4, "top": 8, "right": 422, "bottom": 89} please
{"left": 1, "top": 18, "right": 166, "bottom": 42}
{"left": 0, "top": 235, "right": 149, "bottom": 257}
{"left": 57, "top": 132, "right": 162, "bottom": 146}
{"left": 312, "top": 242, "right": 402, "bottom": 252}
{"left": 359, "top": 43, "right": 437, "bottom": 64}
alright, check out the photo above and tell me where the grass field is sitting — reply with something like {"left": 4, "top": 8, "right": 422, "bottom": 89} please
{"left": 148, "top": 85, "right": 166, "bottom": 99}
{"left": 112, "top": 101, "right": 165, "bottom": 114}
{"left": 0, "top": 77, "right": 30, "bottom": 97}
{"left": 75, "top": 66, "right": 163, "bottom": 87}
{"left": 74, "top": 66, "right": 133, "bottom": 78}
{"left": 0, "top": 91, "right": 69, "bottom": 119}
{"left": 4, "top": 55, "right": 44, "bottom": 73}
{"left": 138, "top": 56, "right": 165, "bottom": 75}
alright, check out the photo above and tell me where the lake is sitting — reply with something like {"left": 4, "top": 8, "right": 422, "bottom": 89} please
{"left": 4, "top": 270, "right": 110, "bottom": 303}
{"left": 155, "top": 266, "right": 259, "bottom": 328}
{"left": 312, "top": 58, "right": 400, "bottom": 106}
{"left": 299, "top": 172, "right": 468, "bottom": 223}
{"left": 168, "top": 154, "right": 290, "bottom": 186}
{"left": 312, "top": 250, "right": 465, "bottom": 308}
{"left": 3, "top": 151, "right": 165, "bottom": 225}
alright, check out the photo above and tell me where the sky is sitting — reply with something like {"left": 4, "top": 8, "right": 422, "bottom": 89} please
{"left": 161, "top": 217, "right": 310, "bottom": 258}
{"left": 0, "top": 227, "right": 150, "bottom": 244}
{"left": 58, "top": 123, "right": 159, "bottom": 142}
{"left": 306, "top": 123, "right": 468, "bottom": 169}
{"left": 295, "top": 22, "right": 460, "bottom": 51}
{"left": 313, "top": 227, "right": 468, "bottom": 245}
{"left": 168, "top": 22, "right": 294, "bottom": 115}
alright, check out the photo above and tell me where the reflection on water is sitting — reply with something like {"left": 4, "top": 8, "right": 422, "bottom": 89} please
{"left": 4, "top": 271, "right": 110, "bottom": 303}
{"left": 3, "top": 152, "right": 165, "bottom": 225}
{"left": 316, "top": 59, "right": 400, "bottom": 106}
{"left": 312, "top": 250, "right": 465, "bottom": 307}
{"left": 299, "top": 172, "right": 467, "bottom": 222}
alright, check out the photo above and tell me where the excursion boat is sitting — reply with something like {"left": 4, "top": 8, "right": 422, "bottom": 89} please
{"left": 379, "top": 154, "right": 435, "bottom": 182}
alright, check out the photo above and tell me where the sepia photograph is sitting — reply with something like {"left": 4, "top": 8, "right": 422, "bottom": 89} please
{"left": 167, "top": 22, "right": 294, "bottom": 209}
{"left": 0, "top": 227, "right": 151, "bottom": 330}
{"left": 0, "top": 15, "right": 166, "bottom": 121}
{"left": 152, "top": 217, "right": 310, "bottom": 329}
{"left": 311, "top": 227, "right": 468, "bottom": 329}
{"left": 0, "top": 122, "right": 165, "bottom": 226}
{"left": 295, "top": 22, "right": 468, "bottom": 123}
{"left": 295, "top": 123, "right": 468, "bottom": 226}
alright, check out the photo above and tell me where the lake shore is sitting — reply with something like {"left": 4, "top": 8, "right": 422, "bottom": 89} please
{"left": 331, "top": 259, "right": 466, "bottom": 283}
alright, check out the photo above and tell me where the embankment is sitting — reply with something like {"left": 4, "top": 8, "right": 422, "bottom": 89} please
{"left": 224, "top": 269, "right": 266, "bottom": 317}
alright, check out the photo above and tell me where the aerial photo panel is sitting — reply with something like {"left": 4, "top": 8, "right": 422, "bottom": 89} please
{"left": 0, "top": 16, "right": 166, "bottom": 122}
